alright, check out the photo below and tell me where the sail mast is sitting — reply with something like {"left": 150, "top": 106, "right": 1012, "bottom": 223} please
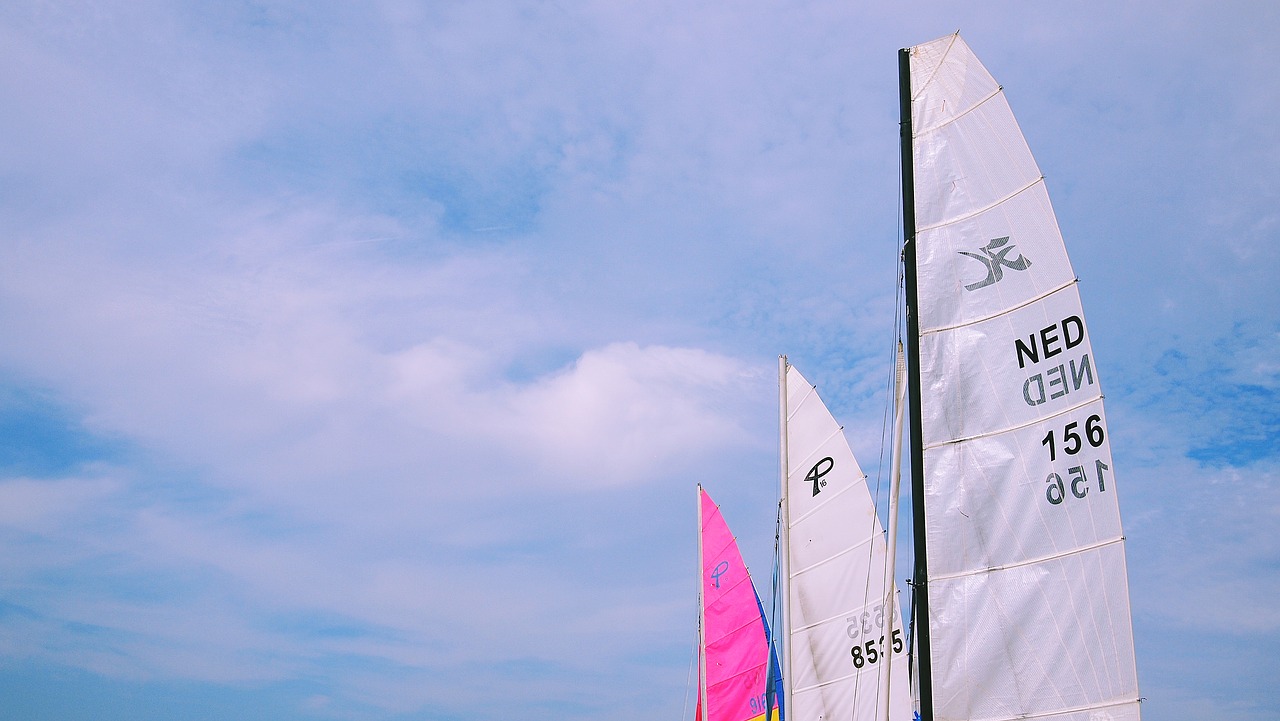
{"left": 898, "top": 45, "right": 934, "bottom": 721}
{"left": 697, "top": 484, "right": 709, "bottom": 721}
{"left": 776, "top": 355, "right": 793, "bottom": 721}
{"left": 877, "top": 343, "right": 907, "bottom": 721}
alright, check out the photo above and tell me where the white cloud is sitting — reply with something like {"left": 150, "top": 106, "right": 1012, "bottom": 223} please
{"left": 496, "top": 342, "right": 761, "bottom": 486}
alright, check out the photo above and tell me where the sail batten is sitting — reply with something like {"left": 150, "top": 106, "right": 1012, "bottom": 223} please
{"left": 909, "top": 32, "right": 960, "bottom": 102}
{"left": 790, "top": 593, "right": 901, "bottom": 634}
{"left": 787, "top": 473, "right": 872, "bottom": 526}
{"left": 789, "top": 533, "right": 878, "bottom": 579}
{"left": 923, "top": 393, "right": 1102, "bottom": 450}
{"left": 955, "top": 696, "right": 1143, "bottom": 721}
{"left": 915, "top": 174, "right": 1042, "bottom": 234}
{"left": 914, "top": 85, "right": 1004, "bottom": 136}
{"left": 788, "top": 429, "right": 857, "bottom": 483}
{"left": 920, "top": 278, "right": 1076, "bottom": 335}
{"left": 929, "top": 535, "right": 1126, "bottom": 581}
{"left": 792, "top": 670, "right": 862, "bottom": 694}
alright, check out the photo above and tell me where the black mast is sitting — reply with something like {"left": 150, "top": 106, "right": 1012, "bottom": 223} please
{"left": 898, "top": 46, "right": 934, "bottom": 721}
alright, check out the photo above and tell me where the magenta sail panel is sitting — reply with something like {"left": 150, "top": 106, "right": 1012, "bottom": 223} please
{"left": 700, "top": 487, "right": 775, "bottom": 721}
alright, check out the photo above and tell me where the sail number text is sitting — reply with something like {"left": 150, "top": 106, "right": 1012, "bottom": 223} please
{"left": 850, "top": 630, "right": 903, "bottom": 669}
{"left": 845, "top": 604, "right": 904, "bottom": 669}
{"left": 1045, "top": 461, "right": 1110, "bottom": 505}
{"left": 1040, "top": 414, "right": 1105, "bottom": 461}
{"left": 748, "top": 694, "right": 773, "bottom": 716}
{"left": 845, "top": 604, "right": 888, "bottom": 639}
{"left": 1041, "top": 414, "right": 1110, "bottom": 506}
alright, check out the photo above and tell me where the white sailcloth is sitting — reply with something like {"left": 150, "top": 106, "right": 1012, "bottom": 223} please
{"left": 908, "top": 34, "right": 1140, "bottom": 721}
{"left": 782, "top": 362, "right": 910, "bottom": 721}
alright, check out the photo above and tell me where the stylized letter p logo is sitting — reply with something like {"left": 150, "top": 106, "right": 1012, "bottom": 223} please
{"left": 711, "top": 561, "right": 730, "bottom": 588}
{"left": 806, "top": 457, "right": 834, "bottom": 496}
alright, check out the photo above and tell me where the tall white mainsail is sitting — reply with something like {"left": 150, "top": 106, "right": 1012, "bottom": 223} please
{"left": 904, "top": 34, "right": 1141, "bottom": 721}
{"left": 780, "top": 359, "right": 910, "bottom": 721}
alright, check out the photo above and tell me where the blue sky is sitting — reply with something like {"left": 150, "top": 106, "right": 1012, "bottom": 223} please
{"left": 1, "top": 1, "right": 1277, "bottom": 720}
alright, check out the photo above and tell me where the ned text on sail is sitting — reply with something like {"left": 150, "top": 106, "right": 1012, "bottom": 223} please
{"left": 1016, "top": 314, "right": 1095, "bottom": 406}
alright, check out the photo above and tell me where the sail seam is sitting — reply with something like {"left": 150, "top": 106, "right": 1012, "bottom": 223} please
{"left": 920, "top": 277, "right": 1078, "bottom": 336}
{"left": 962, "top": 696, "right": 1141, "bottom": 721}
{"left": 930, "top": 535, "right": 1125, "bottom": 582}
{"left": 914, "top": 85, "right": 1004, "bottom": 137}
{"left": 915, "top": 174, "right": 1042, "bottom": 234}
{"left": 922, "top": 394, "right": 1102, "bottom": 450}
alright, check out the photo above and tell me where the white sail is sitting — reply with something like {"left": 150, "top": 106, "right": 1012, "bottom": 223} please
{"left": 908, "top": 34, "right": 1140, "bottom": 721}
{"left": 781, "top": 361, "right": 910, "bottom": 721}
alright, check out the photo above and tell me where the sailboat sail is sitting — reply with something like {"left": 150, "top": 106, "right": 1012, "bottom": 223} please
{"left": 904, "top": 34, "right": 1140, "bottom": 720}
{"left": 780, "top": 362, "right": 910, "bottom": 721}
{"left": 698, "top": 486, "right": 781, "bottom": 721}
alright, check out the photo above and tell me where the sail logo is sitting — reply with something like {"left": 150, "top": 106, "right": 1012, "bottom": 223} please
{"left": 959, "top": 236, "right": 1032, "bottom": 290}
{"left": 805, "top": 457, "right": 834, "bottom": 496}
{"left": 710, "top": 561, "right": 729, "bottom": 588}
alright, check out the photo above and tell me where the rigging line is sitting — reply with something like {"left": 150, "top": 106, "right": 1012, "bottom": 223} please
{"left": 906, "top": 577, "right": 917, "bottom": 681}
{"left": 875, "top": 316, "right": 893, "bottom": 510}
{"left": 872, "top": 211, "right": 901, "bottom": 543}
{"left": 857, "top": 334, "right": 897, "bottom": 721}
{"left": 876, "top": 140, "right": 905, "bottom": 517}
{"left": 771, "top": 498, "right": 784, "bottom": 696}
{"left": 920, "top": 277, "right": 1078, "bottom": 336}
{"left": 684, "top": 593, "right": 698, "bottom": 721}
{"left": 882, "top": 82, "right": 909, "bottom": 504}
{"left": 849, "top": 95, "right": 917, "bottom": 721}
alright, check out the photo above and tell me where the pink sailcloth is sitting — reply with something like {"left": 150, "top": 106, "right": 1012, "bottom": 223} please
{"left": 697, "top": 487, "right": 780, "bottom": 721}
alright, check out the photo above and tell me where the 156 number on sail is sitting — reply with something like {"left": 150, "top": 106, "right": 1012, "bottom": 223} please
{"left": 1040, "top": 413, "right": 1110, "bottom": 506}
{"left": 1040, "top": 414, "right": 1105, "bottom": 461}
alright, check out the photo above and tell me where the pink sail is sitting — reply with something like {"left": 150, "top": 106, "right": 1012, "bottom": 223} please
{"left": 698, "top": 487, "right": 778, "bottom": 721}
